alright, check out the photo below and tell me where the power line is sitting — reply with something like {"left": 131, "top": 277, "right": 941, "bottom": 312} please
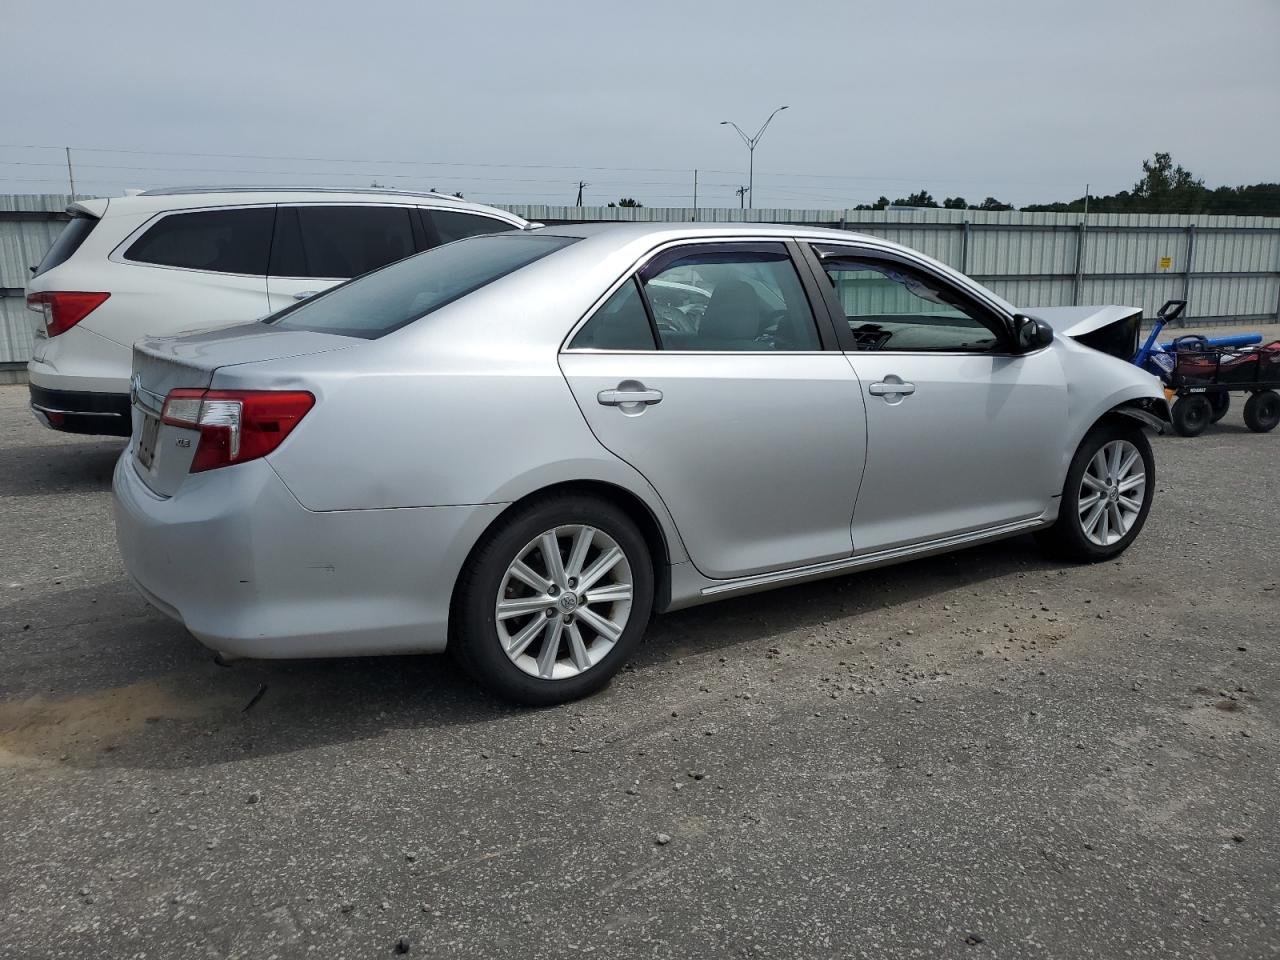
{"left": 0, "top": 161, "right": 740, "bottom": 190}
{"left": 0, "top": 142, "right": 1111, "bottom": 190}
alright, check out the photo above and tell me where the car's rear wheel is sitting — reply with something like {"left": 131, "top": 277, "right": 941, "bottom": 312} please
{"left": 452, "top": 494, "right": 653, "bottom": 705}
{"left": 1243, "top": 390, "right": 1280, "bottom": 433}
{"left": 1035, "top": 422, "right": 1155, "bottom": 562}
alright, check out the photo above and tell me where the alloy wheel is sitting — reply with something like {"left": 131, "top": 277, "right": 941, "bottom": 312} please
{"left": 495, "top": 525, "right": 634, "bottom": 680}
{"left": 1077, "top": 439, "right": 1146, "bottom": 547}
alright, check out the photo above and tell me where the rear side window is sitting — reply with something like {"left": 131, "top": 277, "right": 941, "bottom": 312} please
{"left": 269, "top": 234, "right": 577, "bottom": 339}
{"left": 125, "top": 208, "right": 273, "bottom": 275}
{"left": 34, "top": 215, "right": 98, "bottom": 277}
{"left": 569, "top": 279, "right": 657, "bottom": 350}
{"left": 427, "top": 209, "right": 517, "bottom": 245}
{"left": 270, "top": 205, "right": 417, "bottom": 279}
{"left": 639, "top": 244, "right": 822, "bottom": 351}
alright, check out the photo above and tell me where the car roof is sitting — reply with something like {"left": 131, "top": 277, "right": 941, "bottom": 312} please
{"left": 82, "top": 187, "right": 526, "bottom": 223}
{"left": 511, "top": 221, "right": 1017, "bottom": 316}
{"left": 536, "top": 220, "right": 881, "bottom": 245}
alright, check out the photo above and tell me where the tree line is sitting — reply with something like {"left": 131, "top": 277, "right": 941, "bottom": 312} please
{"left": 852, "top": 154, "right": 1280, "bottom": 216}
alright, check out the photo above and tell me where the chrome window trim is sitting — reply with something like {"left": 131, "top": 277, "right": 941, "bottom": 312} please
{"left": 559, "top": 234, "right": 836, "bottom": 355}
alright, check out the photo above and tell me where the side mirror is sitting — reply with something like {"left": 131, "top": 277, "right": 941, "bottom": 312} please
{"left": 1157, "top": 299, "right": 1187, "bottom": 327}
{"left": 1013, "top": 314, "right": 1054, "bottom": 353}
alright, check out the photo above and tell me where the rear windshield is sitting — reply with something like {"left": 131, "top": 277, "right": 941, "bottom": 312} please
{"left": 267, "top": 233, "right": 577, "bottom": 339}
{"left": 34, "top": 215, "right": 98, "bottom": 277}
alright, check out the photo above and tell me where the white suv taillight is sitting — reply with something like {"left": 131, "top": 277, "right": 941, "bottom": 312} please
{"left": 27, "top": 291, "right": 110, "bottom": 337}
{"left": 160, "top": 389, "right": 315, "bottom": 473}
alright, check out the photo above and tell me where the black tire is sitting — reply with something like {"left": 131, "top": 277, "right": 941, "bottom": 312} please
{"left": 1208, "top": 392, "right": 1231, "bottom": 424}
{"left": 1243, "top": 390, "right": 1280, "bottom": 433}
{"left": 1170, "top": 395, "right": 1212, "bottom": 437}
{"left": 451, "top": 494, "right": 654, "bottom": 706}
{"left": 1034, "top": 421, "right": 1156, "bottom": 563}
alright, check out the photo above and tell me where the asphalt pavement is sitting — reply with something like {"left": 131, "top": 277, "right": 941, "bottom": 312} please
{"left": 1, "top": 382, "right": 1276, "bottom": 959}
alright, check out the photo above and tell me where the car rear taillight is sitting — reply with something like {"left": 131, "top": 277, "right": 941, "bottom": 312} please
{"left": 26, "top": 291, "right": 110, "bottom": 337}
{"left": 161, "top": 388, "right": 315, "bottom": 473}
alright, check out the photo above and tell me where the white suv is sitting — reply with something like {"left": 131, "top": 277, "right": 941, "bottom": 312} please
{"left": 26, "top": 187, "right": 527, "bottom": 435}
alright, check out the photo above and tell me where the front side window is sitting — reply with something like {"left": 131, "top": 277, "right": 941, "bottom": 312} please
{"left": 427, "top": 210, "right": 518, "bottom": 245}
{"left": 124, "top": 208, "right": 274, "bottom": 275}
{"left": 270, "top": 205, "right": 417, "bottom": 279}
{"left": 268, "top": 233, "right": 576, "bottom": 339}
{"left": 817, "top": 251, "right": 1004, "bottom": 352}
{"left": 639, "top": 244, "right": 822, "bottom": 351}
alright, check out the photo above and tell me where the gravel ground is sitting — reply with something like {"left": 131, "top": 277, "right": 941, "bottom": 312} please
{"left": 1, "top": 382, "right": 1277, "bottom": 960}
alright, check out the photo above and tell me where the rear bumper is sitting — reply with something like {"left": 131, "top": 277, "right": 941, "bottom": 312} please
{"left": 112, "top": 449, "right": 505, "bottom": 659}
{"left": 29, "top": 384, "right": 132, "bottom": 437}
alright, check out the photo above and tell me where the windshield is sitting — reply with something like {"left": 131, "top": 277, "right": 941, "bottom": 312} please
{"left": 267, "top": 233, "right": 577, "bottom": 339}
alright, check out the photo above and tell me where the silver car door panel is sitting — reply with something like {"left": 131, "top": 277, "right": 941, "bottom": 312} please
{"left": 560, "top": 352, "right": 866, "bottom": 580}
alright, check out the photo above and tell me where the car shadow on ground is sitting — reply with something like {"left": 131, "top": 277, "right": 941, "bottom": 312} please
{"left": 0, "top": 441, "right": 124, "bottom": 497}
{"left": 0, "top": 535, "right": 1059, "bottom": 773}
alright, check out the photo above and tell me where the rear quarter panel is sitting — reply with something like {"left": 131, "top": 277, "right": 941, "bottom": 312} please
{"left": 227, "top": 340, "right": 690, "bottom": 565}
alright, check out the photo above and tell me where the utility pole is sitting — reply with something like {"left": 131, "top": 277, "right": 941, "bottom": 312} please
{"left": 736, "top": 185, "right": 749, "bottom": 209}
{"left": 720, "top": 105, "right": 789, "bottom": 209}
{"left": 65, "top": 146, "right": 76, "bottom": 198}
{"left": 692, "top": 169, "right": 698, "bottom": 219}
{"left": 575, "top": 180, "right": 588, "bottom": 206}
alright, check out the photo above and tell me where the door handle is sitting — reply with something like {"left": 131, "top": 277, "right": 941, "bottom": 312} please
{"left": 598, "top": 387, "right": 663, "bottom": 406}
{"left": 292, "top": 290, "right": 321, "bottom": 301}
{"left": 868, "top": 380, "right": 916, "bottom": 396}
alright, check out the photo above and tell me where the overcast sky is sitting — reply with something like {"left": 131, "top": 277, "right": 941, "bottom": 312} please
{"left": 3, "top": 0, "right": 1277, "bottom": 208}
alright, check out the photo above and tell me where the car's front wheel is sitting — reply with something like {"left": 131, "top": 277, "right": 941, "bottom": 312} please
{"left": 1035, "top": 422, "right": 1155, "bottom": 562}
{"left": 452, "top": 494, "right": 654, "bottom": 705}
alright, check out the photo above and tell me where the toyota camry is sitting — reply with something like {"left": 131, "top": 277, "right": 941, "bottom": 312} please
{"left": 113, "top": 222, "right": 1170, "bottom": 704}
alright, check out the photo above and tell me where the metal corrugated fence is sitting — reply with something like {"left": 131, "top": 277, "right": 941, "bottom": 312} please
{"left": 2, "top": 194, "right": 1278, "bottom": 365}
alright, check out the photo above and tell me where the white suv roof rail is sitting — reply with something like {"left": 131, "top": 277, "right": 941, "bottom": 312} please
{"left": 138, "top": 186, "right": 468, "bottom": 202}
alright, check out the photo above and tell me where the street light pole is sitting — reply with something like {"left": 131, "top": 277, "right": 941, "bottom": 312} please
{"left": 720, "top": 105, "right": 788, "bottom": 209}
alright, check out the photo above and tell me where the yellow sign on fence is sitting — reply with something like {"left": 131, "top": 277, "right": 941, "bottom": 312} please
{"left": 1159, "top": 256, "right": 1173, "bottom": 270}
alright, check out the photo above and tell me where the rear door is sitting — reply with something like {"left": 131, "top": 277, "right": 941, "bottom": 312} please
{"left": 560, "top": 240, "right": 866, "bottom": 580}
{"left": 807, "top": 243, "right": 1067, "bottom": 554}
{"left": 265, "top": 204, "right": 421, "bottom": 312}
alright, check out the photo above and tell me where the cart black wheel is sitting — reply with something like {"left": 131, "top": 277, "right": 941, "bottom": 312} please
{"left": 1170, "top": 395, "right": 1212, "bottom": 437}
{"left": 1208, "top": 392, "right": 1230, "bottom": 424}
{"left": 1035, "top": 421, "right": 1155, "bottom": 563}
{"left": 1243, "top": 390, "right": 1280, "bottom": 433}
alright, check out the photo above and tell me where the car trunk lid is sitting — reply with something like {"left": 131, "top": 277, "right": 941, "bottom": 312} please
{"left": 129, "top": 323, "right": 355, "bottom": 496}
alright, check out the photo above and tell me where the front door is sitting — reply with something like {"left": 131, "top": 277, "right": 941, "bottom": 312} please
{"left": 560, "top": 241, "right": 867, "bottom": 580}
{"left": 810, "top": 245, "right": 1067, "bottom": 554}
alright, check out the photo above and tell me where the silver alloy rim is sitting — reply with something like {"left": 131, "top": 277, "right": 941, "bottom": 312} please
{"left": 495, "top": 525, "right": 634, "bottom": 680}
{"left": 1078, "top": 439, "right": 1145, "bottom": 546}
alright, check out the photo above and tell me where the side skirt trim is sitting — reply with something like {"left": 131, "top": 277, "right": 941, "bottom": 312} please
{"left": 699, "top": 517, "right": 1046, "bottom": 598}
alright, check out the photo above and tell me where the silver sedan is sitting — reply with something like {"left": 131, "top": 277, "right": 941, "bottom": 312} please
{"left": 114, "top": 223, "right": 1169, "bottom": 704}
